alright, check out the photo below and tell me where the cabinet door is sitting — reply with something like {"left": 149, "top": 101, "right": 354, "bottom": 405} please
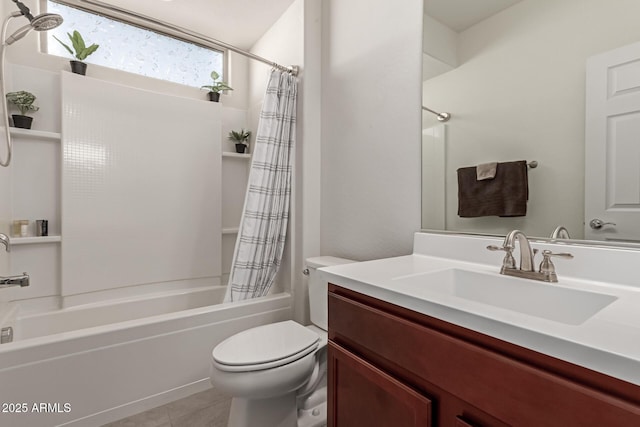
{"left": 328, "top": 342, "right": 432, "bottom": 427}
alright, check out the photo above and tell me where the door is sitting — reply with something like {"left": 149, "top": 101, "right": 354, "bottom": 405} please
{"left": 585, "top": 40, "right": 640, "bottom": 242}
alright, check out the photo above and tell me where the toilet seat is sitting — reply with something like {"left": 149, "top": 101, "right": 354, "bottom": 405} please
{"left": 212, "top": 320, "right": 320, "bottom": 372}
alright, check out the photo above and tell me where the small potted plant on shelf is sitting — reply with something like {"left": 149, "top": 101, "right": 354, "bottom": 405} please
{"left": 6, "top": 91, "right": 39, "bottom": 129}
{"left": 53, "top": 30, "right": 100, "bottom": 75}
{"left": 201, "top": 71, "right": 233, "bottom": 102}
{"left": 228, "top": 129, "right": 251, "bottom": 153}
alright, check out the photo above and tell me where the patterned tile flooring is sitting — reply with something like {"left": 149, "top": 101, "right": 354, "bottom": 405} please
{"left": 102, "top": 388, "right": 231, "bottom": 427}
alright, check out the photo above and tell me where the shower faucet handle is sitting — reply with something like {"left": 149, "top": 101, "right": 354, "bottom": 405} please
{"left": 0, "top": 233, "right": 9, "bottom": 252}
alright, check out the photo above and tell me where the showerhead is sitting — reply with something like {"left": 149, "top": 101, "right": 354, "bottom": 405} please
{"left": 4, "top": 2, "right": 63, "bottom": 46}
{"left": 5, "top": 0, "right": 62, "bottom": 45}
{"left": 30, "top": 13, "right": 64, "bottom": 31}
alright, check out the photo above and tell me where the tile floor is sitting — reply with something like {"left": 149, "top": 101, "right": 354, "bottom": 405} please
{"left": 102, "top": 388, "right": 231, "bottom": 427}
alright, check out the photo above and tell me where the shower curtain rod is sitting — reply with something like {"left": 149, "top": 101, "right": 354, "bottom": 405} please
{"left": 68, "top": 0, "right": 298, "bottom": 76}
{"left": 422, "top": 106, "right": 451, "bottom": 122}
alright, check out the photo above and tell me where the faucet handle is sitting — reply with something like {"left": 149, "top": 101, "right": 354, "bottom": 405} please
{"left": 486, "top": 245, "right": 516, "bottom": 269}
{"left": 0, "top": 233, "right": 9, "bottom": 252}
{"left": 539, "top": 250, "right": 573, "bottom": 274}
{"left": 542, "top": 250, "right": 574, "bottom": 259}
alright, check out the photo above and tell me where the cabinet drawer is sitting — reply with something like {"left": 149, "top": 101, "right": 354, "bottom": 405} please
{"left": 455, "top": 417, "right": 478, "bottom": 427}
{"left": 328, "top": 341, "right": 432, "bottom": 427}
{"left": 328, "top": 289, "right": 640, "bottom": 427}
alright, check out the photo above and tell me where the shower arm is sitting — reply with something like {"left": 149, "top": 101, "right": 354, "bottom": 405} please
{"left": 422, "top": 106, "right": 451, "bottom": 122}
{"left": 11, "top": 0, "right": 33, "bottom": 21}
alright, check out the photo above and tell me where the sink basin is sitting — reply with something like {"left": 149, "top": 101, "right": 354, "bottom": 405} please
{"left": 393, "top": 269, "right": 617, "bottom": 325}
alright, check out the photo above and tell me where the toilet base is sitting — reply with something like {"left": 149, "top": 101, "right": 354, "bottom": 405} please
{"left": 298, "top": 401, "right": 327, "bottom": 427}
{"left": 228, "top": 393, "right": 298, "bottom": 427}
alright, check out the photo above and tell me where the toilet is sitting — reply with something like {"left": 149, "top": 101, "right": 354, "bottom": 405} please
{"left": 210, "top": 256, "right": 354, "bottom": 427}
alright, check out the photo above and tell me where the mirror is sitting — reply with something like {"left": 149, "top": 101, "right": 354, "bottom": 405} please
{"left": 421, "top": 0, "right": 640, "bottom": 243}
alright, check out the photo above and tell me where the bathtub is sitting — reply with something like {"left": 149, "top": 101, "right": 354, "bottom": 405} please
{"left": 0, "top": 286, "right": 292, "bottom": 427}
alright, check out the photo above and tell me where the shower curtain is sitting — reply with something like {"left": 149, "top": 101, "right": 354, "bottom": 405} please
{"left": 225, "top": 69, "right": 297, "bottom": 302}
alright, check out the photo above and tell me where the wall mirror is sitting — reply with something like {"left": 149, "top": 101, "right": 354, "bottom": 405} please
{"left": 421, "top": 0, "right": 640, "bottom": 246}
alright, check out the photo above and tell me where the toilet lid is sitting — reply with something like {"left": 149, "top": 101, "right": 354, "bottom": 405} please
{"left": 212, "top": 320, "right": 320, "bottom": 371}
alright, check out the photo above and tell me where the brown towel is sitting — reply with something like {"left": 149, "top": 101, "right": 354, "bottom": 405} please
{"left": 457, "top": 160, "right": 528, "bottom": 217}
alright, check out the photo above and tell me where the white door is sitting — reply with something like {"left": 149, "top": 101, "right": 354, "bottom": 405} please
{"left": 585, "top": 40, "right": 640, "bottom": 242}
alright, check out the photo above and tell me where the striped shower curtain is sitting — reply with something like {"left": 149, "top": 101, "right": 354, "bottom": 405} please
{"left": 224, "top": 69, "right": 298, "bottom": 302}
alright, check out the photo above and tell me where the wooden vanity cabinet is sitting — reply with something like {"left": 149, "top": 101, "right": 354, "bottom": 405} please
{"left": 327, "top": 284, "right": 640, "bottom": 427}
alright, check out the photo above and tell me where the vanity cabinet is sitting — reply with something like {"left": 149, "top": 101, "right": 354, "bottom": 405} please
{"left": 327, "top": 284, "right": 640, "bottom": 427}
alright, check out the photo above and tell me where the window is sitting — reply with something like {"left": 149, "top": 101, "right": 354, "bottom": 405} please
{"left": 44, "top": 1, "right": 225, "bottom": 89}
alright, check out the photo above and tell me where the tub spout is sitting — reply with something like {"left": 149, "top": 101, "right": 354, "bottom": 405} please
{"left": 0, "top": 272, "right": 29, "bottom": 288}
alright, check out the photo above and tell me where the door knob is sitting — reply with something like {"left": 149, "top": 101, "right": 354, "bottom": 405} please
{"left": 589, "top": 219, "right": 616, "bottom": 229}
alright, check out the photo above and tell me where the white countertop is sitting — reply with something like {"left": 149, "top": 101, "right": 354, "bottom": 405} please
{"left": 320, "top": 232, "right": 640, "bottom": 386}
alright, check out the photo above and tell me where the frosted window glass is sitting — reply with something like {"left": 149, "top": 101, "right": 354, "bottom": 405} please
{"left": 45, "top": 1, "right": 224, "bottom": 88}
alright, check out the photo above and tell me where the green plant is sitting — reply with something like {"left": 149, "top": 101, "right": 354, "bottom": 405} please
{"left": 228, "top": 129, "right": 251, "bottom": 144}
{"left": 6, "top": 91, "right": 39, "bottom": 116}
{"left": 201, "top": 71, "right": 233, "bottom": 93}
{"left": 53, "top": 30, "right": 99, "bottom": 61}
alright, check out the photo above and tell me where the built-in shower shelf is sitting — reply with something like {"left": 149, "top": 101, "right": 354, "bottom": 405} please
{"left": 222, "top": 227, "right": 239, "bottom": 235}
{"left": 222, "top": 152, "right": 251, "bottom": 159}
{"left": 9, "top": 128, "right": 61, "bottom": 141}
{"left": 11, "top": 236, "right": 62, "bottom": 245}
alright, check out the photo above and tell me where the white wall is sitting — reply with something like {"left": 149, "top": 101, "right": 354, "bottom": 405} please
{"left": 423, "top": 13, "right": 458, "bottom": 68}
{"left": 249, "top": 0, "right": 304, "bottom": 153}
{"left": 422, "top": 13, "right": 457, "bottom": 90}
{"left": 321, "top": 0, "right": 423, "bottom": 260}
{"left": 422, "top": 0, "right": 640, "bottom": 239}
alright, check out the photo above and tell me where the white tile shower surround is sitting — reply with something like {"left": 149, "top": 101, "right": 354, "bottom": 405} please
{"left": 102, "top": 388, "right": 231, "bottom": 427}
{"left": 1, "top": 64, "right": 251, "bottom": 307}
{"left": 61, "top": 71, "right": 222, "bottom": 297}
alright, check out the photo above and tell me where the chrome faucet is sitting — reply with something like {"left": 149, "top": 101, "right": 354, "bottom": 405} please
{"left": 550, "top": 226, "right": 570, "bottom": 240}
{"left": 0, "top": 272, "right": 29, "bottom": 288}
{"left": 487, "top": 229, "right": 573, "bottom": 283}
{"left": 0, "top": 233, "right": 9, "bottom": 252}
{"left": 487, "top": 230, "right": 535, "bottom": 273}
{"left": 0, "top": 234, "right": 28, "bottom": 288}
{"left": 505, "top": 230, "right": 536, "bottom": 272}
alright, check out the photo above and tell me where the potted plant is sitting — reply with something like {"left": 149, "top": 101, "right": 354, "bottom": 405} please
{"left": 228, "top": 129, "right": 251, "bottom": 153}
{"left": 6, "top": 91, "right": 39, "bottom": 129}
{"left": 53, "top": 30, "right": 99, "bottom": 75}
{"left": 201, "top": 71, "right": 233, "bottom": 102}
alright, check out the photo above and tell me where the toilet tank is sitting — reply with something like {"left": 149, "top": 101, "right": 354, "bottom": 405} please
{"left": 306, "top": 256, "right": 355, "bottom": 331}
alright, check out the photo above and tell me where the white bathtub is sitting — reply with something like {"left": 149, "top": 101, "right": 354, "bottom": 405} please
{"left": 0, "top": 286, "right": 292, "bottom": 427}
